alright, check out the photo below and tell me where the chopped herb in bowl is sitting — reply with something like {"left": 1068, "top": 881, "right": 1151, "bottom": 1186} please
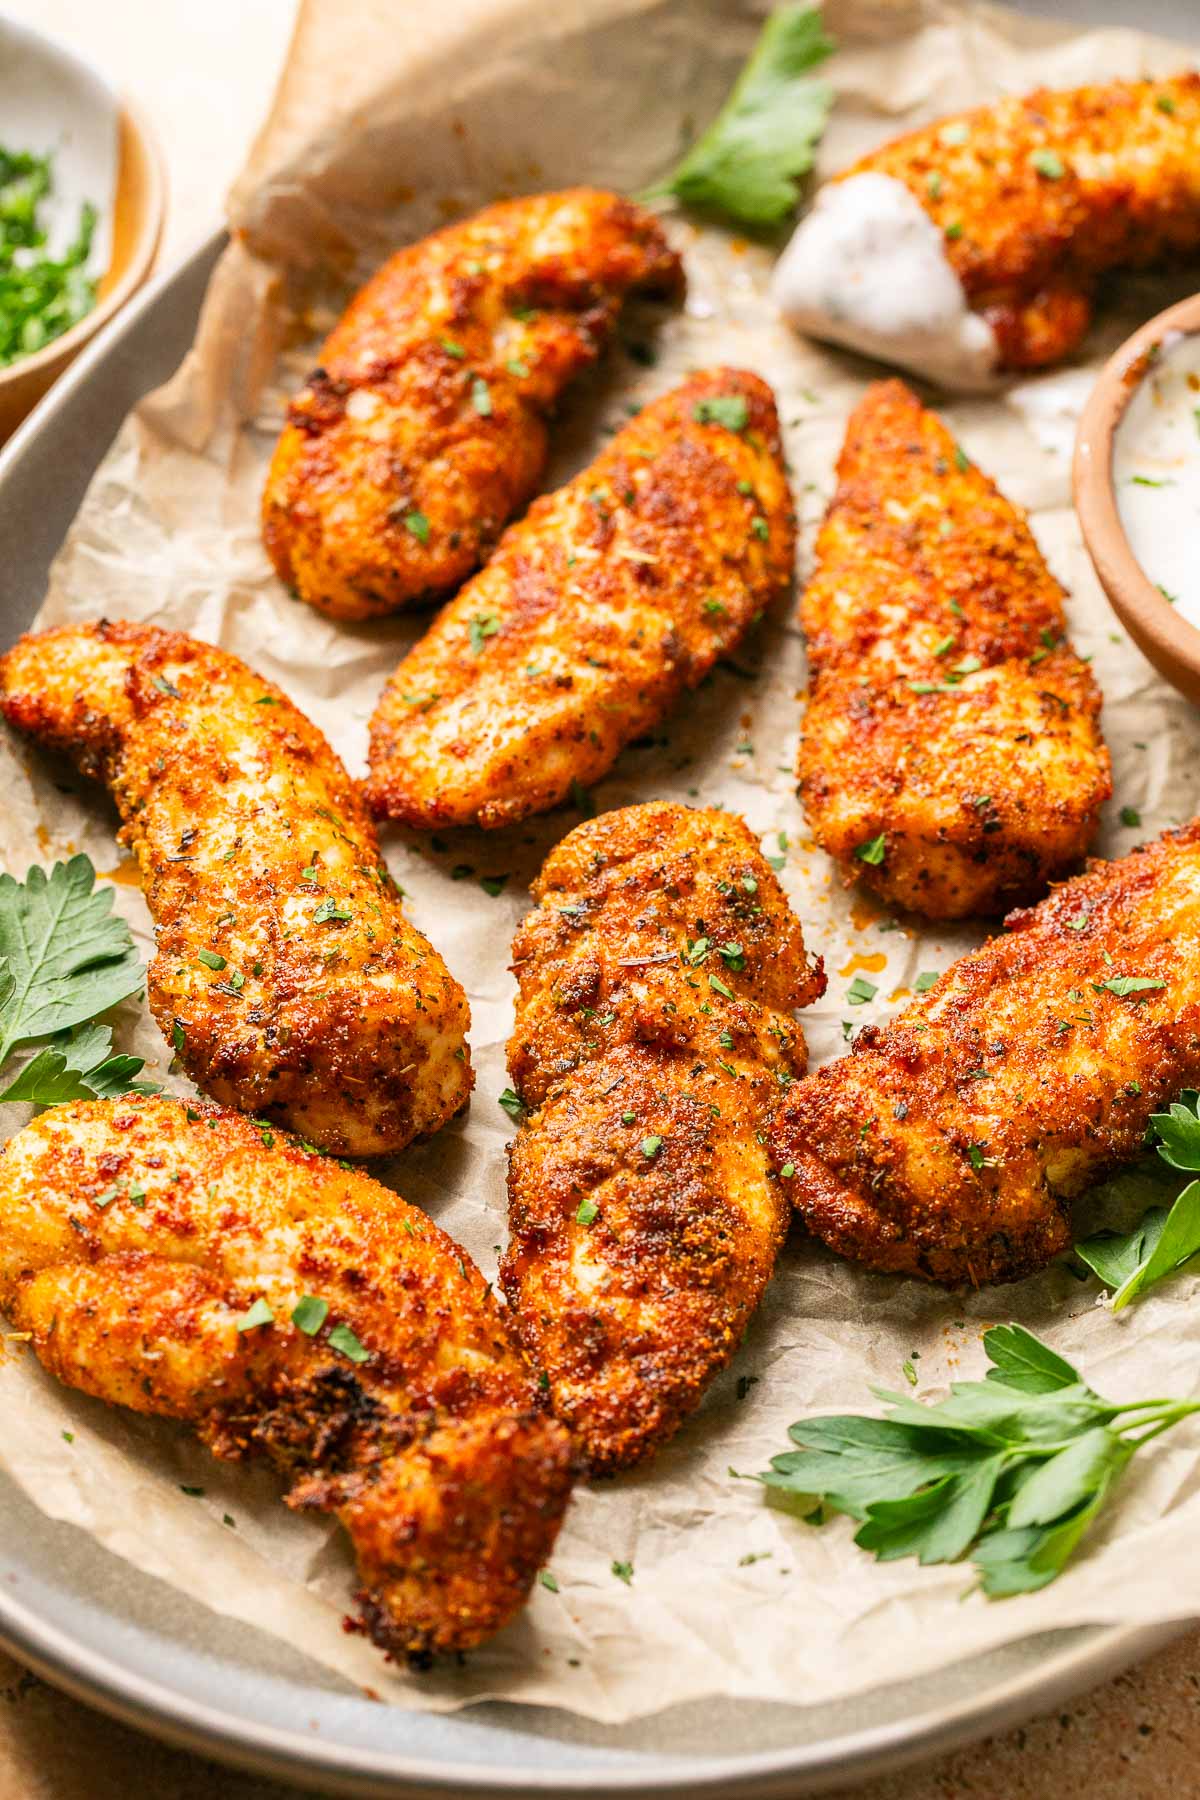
{"left": 0, "top": 147, "right": 98, "bottom": 368}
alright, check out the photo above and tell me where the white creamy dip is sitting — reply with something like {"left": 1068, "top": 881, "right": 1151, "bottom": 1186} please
{"left": 770, "top": 171, "right": 1000, "bottom": 392}
{"left": 1113, "top": 331, "right": 1200, "bottom": 630}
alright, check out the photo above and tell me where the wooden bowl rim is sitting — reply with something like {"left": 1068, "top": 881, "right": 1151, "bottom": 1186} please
{"left": 1073, "top": 291, "right": 1200, "bottom": 701}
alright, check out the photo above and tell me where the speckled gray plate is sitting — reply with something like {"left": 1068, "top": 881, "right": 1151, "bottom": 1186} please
{"left": 1, "top": 0, "right": 1198, "bottom": 1788}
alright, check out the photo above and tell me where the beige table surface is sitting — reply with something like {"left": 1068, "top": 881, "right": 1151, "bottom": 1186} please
{"left": 2, "top": 2, "right": 1199, "bottom": 1795}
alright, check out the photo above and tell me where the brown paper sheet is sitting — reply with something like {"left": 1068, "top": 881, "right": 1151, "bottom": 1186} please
{"left": 3, "top": 0, "right": 1200, "bottom": 1725}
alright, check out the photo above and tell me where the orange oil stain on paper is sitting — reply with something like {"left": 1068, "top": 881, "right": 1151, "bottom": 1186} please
{"left": 849, "top": 893, "right": 887, "bottom": 932}
{"left": 98, "top": 858, "right": 142, "bottom": 889}
{"left": 837, "top": 951, "right": 887, "bottom": 978}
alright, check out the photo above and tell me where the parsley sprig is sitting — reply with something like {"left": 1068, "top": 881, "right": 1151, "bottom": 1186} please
{"left": 643, "top": 6, "right": 835, "bottom": 229}
{"left": 0, "top": 857, "right": 156, "bottom": 1104}
{"left": 1076, "top": 1091, "right": 1200, "bottom": 1308}
{"left": 757, "top": 1325, "right": 1200, "bottom": 1596}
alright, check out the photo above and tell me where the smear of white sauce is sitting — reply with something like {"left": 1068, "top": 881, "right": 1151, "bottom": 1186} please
{"left": 1113, "top": 331, "right": 1200, "bottom": 629}
{"left": 770, "top": 171, "right": 999, "bottom": 392}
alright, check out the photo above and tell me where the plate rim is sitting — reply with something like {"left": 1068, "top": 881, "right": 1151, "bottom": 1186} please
{"left": 0, "top": 161, "right": 1193, "bottom": 1800}
{"left": 0, "top": 1575, "right": 1185, "bottom": 1798}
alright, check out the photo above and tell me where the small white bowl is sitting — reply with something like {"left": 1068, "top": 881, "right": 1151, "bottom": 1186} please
{"left": 0, "top": 15, "right": 164, "bottom": 440}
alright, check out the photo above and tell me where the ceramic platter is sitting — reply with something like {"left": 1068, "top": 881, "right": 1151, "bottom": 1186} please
{"left": 0, "top": 0, "right": 1196, "bottom": 1790}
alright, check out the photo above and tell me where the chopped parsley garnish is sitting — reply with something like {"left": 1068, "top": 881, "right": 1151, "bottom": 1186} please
{"left": 403, "top": 510, "right": 430, "bottom": 543}
{"left": 855, "top": 833, "right": 886, "bottom": 866}
{"left": 291, "top": 1295, "right": 329, "bottom": 1335}
{"left": 693, "top": 393, "right": 749, "bottom": 431}
{"left": 197, "top": 949, "right": 226, "bottom": 971}
{"left": 235, "top": 1297, "right": 275, "bottom": 1332}
{"left": 498, "top": 1087, "right": 524, "bottom": 1120}
{"left": 641, "top": 1136, "right": 663, "bottom": 1159}
{"left": 539, "top": 1569, "right": 559, "bottom": 1592}
{"left": 470, "top": 376, "right": 493, "bottom": 416}
{"left": 1093, "top": 976, "right": 1165, "bottom": 998}
{"left": 846, "top": 976, "right": 877, "bottom": 1005}
{"left": 469, "top": 611, "right": 501, "bottom": 653}
{"left": 0, "top": 148, "right": 99, "bottom": 368}
{"left": 913, "top": 971, "right": 939, "bottom": 992}
{"left": 611, "top": 1559, "right": 634, "bottom": 1584}
{"left": 1030, "top": 149, "right": 1065, "bottom": 179}
{"left": 328, "top": 1322, "right": 370, "bottom": 1364}
{"left": 313, "top": 898, "right": 353, "bottom": 924}
{"left": 576, "top": 1196, "right": 599, "bottom": 1225}
{"left": 1120, "top": 805, "right": 1141, "bottom": 828}
{"left": 479, "top": 874, "right": 509, "bottom": 897}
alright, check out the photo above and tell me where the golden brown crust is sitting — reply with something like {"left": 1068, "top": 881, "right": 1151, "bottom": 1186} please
{"left": 262, "top": 188, "right": 683, "bottom": 620}
{"left": 771, "top": 821, "right": 1200, "bottom": 1288}
{"left": 501, "top": 804, "right": 824, "bottom": 1473}
{"left": 0, "top": 621, "right": 471, "bottom": 1156}
{"left": 0, "top": 1096, "right": 573, "bottom": 1658}
{"left": 365, "top": 369, "right": 795, "bottom": 830}
{"left": 847, "top": 75, "right": 1200, "bottom": 369}
{"left": 797, "top": 381, "right": 1110, "bottom": 919}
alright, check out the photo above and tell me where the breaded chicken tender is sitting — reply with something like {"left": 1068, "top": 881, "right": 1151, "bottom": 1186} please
{"left": 366, "top": 370, "right": 794, "bottom": 830}
{"left": 501, "top": 804, "right": 825, "bottom": 1472}
{"left": 772, "top": 822, "right": 1200, "bottom": 1289}
{"left": 0, "top": 622, "right": 470, "bottom": 1155}
{"left": 773, "top": 75, "right": 1200, "bottom": 386}
{"left": 0, "top": 1097, "right": 573, "bottom": 1658}
{"left": 262, "top": 189, "right": 683, "bottom": 621}
{"left": 797, "top": 382, "right": 1110, "bottom": 919}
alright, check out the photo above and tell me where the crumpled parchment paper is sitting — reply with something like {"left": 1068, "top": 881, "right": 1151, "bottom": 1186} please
{"left": 3, "top": 0, "right": 1200, "bottom": 1726}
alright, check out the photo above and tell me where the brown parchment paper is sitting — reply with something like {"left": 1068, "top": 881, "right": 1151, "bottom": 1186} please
{"left": 3, "top": 0, "right": 1200, "bottom": 1726}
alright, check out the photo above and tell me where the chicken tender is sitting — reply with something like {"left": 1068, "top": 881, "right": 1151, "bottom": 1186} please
{"left": 501, "top": 804, "right": 825, "bottom": 1473}
{"left": 772, "top": 821, "right": 1200, "bottom": 1288}
{"left": 0, "top": 1097, "right": 573, "bottom": 1658}
{"left": 773, "top": 75, "right": 1200, "bottom": 386}
{"left": 0, "top": 621, "right": 470, "bottom": 1156}
{"left": 262, "top": 189, "right": 683, "bottom": 621}
{"left": 366, "top": 370, "right": 794, "bottom": 830}
{"left": 797, "top": 382, "right": 1110, "bottom": 919}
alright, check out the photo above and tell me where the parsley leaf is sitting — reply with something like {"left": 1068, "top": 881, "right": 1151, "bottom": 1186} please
{"left": 756, "top": 1325, "right": 1200, "bottom": 1595}
{"left": 646, "top": 5, "right": 834, "bottom": 229}
{"left": 1076, "top": 1092, "right": 1200, "bottom": 1308}
{"left": 0, "top": 856, "right": 146, "bottom": 1065}
{"left": 0, "top": 1020, "right": 157, "bottom": 1106}
{"left": 855, "top": 834, "right": 886, "bottom": 866}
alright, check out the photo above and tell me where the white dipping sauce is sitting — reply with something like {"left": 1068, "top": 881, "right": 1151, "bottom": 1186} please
{"left": 770, "top": 171, "right": 999, "bottom": 392}
{"left": 1113, "top": 331, "right": 1200, "bottom": 629}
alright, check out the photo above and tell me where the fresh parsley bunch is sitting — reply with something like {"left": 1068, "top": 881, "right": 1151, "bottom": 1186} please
{"left": 0, "top": 855, "right": 156, "bottom": 1105}
{"left": 1076, "top": 1093, "right": 1200, "bottom": 1309}
{"left": 757, "top": 1325, "right": 1200, "bottom": 1596}
{"left": 644, "top": 5, "right": 835, "bottom": 230}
